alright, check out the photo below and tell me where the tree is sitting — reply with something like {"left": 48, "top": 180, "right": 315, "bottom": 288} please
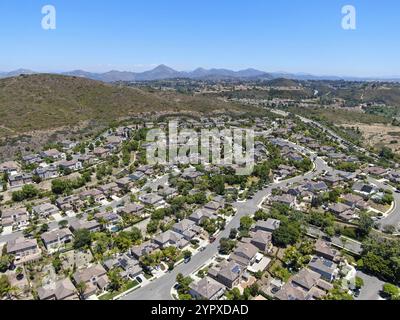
{"left": 379, "top": 147, "right": 394, "bottom": 160}
{"left": 272, "top": 222, "right": 301, "bottom": 247}
{"left": 12, "top": 185, "right": 39, "bottom": 202}
{"left": 283, "top": 246, "right": 309, "bottom": 271}
{"left": 52, "top": 255, "right": 62, "bottom": 274}
{"left": 129, "top": 227, "right": 143, "bottom": 244}
{"left": 40, "top": 223, "right": 49, "bottom": 233}
{"left": 201, "top": 218, "right": 218, "bottom": 235}
{"left": 352, "top": 277, "right": 363, "bottom": 290}
{"left": 146, "top": 220, "right": 159, "bottom": 234}
{"left": 0, "top": 275, "right": 19, "bottom": 299}
{"left": 108, "top": 269, "right": 124, "bottom": 292}
{"left": 73, "top": 229, "right": 92, "bottom": 249}
{"left": 229, "top": 228, "right": 238, "bottom": 239}
{"left": 219, "top": 238, "right": 236, "bottom": 255}
{"left": 58, "top": 220, "right": 69, "bottom": 229}
{"left": 226, "top": 287, "right": 242, "bottom": 300}
{"left": 76, "top": 282, "right": 87, "bottom": 299}
{"left": 240, "top": 216, "right": 254, "bottom": 230}
{"left": 254, "top": 210, "right": 269, "bottom": 221}
{"left": 325, "top": 285, "right": 354, "bottom": 300}
{"left": 360, "top": 236, "right": 400, "bottom": 283}
{"left": 358, "top": 213, "right": 374, "bottom": 237}
{"left": 0, "top": 255, "right": 12, "bottom": 273}
{"left": 114, "top": 232, "right": 132, "bottom": 251}
{"left": 183, "top": 250, "right": 192, "bottom": 260}
{"left": 382, "top": 283, "right": 400, "bottom": 300}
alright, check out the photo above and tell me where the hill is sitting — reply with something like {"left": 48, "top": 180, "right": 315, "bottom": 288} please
{"left": 0, "top": 74, "right": 250, "bottom": 136}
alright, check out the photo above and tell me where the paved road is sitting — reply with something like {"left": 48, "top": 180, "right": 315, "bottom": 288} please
{"left": 367, "top": 176, "right": 400, "bottom": 230}
{"left": 122, "top": 143, "right": 328, "bottom": 300}
{"left": 356, "top": 271, "right": 385, "bottom": 300}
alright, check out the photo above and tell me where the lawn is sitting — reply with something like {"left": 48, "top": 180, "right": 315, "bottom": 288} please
{"left": 98, "top": 280, "right": 139, "bottom": 300}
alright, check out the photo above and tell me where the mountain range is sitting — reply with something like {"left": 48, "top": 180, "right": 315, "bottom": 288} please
{"left": 1, "top": 65, "right": 400, "bottom": 82}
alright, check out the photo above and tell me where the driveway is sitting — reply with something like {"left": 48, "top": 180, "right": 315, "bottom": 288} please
{"left": 356, "top": 271, "right": 385, "bottom": 300}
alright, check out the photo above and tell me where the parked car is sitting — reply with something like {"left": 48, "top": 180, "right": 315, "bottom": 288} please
{"left": 135, "top": 277, "right": 143, "bottom": 284}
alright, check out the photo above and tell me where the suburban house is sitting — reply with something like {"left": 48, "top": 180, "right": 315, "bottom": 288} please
{"left": 139, "top": 193, "right": 165, "bottom": 206}
{"left": 269, "top": 194, "right": 296, "bottom": 208}
{"left": 60, "top": 140, "right": 77, "bottom": 150}
{"left": 69, "top": 220, "right": 101, "bottom": 233}
{"left": 157, "top": 186, "right": 178, "bottom": 199}
{"left": 129, "top": 171, "right": 146, "bottom": 181}
{"left": 93, "top": 147, "right": 109, "bottom": 158}
{"left": 103, "top": 254, "right": 142, "bottom": 279}
{"left": 304, "top": 181, "right": 329, "bottom": 193}
{"left": 79, "top": 188, "right": 106, "bottom": 203}
{"left": 189, "top": 276, "right": 226, "bottom": 300}
{"left": 32, "top": 203, "right": 60, "bottom": 218}
{"left": 328, "top": 203, "right": 356, "bottom": 221}
{"left": 189, "top": 209, "right": 218, "bottom": 225}
{"left": 118, "top": 203, "right": 145, "bottom": 217}
{"left": 229, "top": 242, "right": 259, "bottom": 267}
{"left": 41, "top": 229, "right": 73, "bottom": 252}
{"left": 153, "top": 230, "right": 189, "bottom": 249}
{"left": 98, "top": 182, "right": 120, "bottom": 197}
{"left": 7, "top": 237, "right": 42, "bottom": 265}
{"left": 314, "top": 239, "right": 341, "bottom": 263}
{"left": 249, "top": 230, "right": 273, "bottom": 252}
{"left": 130, "top": 241, "right": 160, "bottom": 260}
{"left": 40, "top": 149, "right": 66, "bottom": 160}
{"left": 352, "top": 182, "right": 378, "bottom": 197}
{"left": 275, "top": 268, "right": 333, "bottom": 300}
{"left": 115, "top": 177, "right": 132, "bottom": 190}
{"left": 0, "top": 161, "right": 20, "bottom": 175}
{"left": 56, "top": 195, "right": 82, "bottom": 212}
{"left": 255, "top": 219, "right": 281, "bottom": 233}
{"left": 8, "top": 173, "right": 33, "bottom": 188}
{"left": 37, "top": 278, "right": 79, "bottom": 300}
{"left": 35, "top": 165, "right": 59, "bottom": 180}
{"left": 307, "top": 256, "right": 338, "bottom": 282}
{"left": 341, "top": 193, "right": 369, "bottom": 210}
{"left": 172, "top": 218, "right": 199, "bottom": 240}
{"left": 58, "top": 159, "right": 83, "bottom": 172}
{"left": 95, "top": 211, "right": 122, "bottom": 231}
{"left": 204, "top": 200, "right": 224, "bottom": 212}
{"left": 73, "top": 264, "right": 109, "bottom": 298}
{"left": 1, "top": 208, "right": 29, "bottom": 229}
{"left": 208, "top": 260, "right": 244, "bottom": 289}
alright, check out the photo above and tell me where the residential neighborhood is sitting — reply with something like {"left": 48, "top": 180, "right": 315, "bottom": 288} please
{"left": 1, "top": 113, "right": 398, "bottom": 302}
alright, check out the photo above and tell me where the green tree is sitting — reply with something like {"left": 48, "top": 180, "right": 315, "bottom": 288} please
{"left": 73, "top": 229, "right": 92, "bottom": 249}
{"left": 272, "top": 222, "right": 301, "bottom": 247}
{"left": 382, "top": 283, "right": 400, "bottom": 300}
{"left": 219, "top": 238, "right": 236, "bottom": 255}
{"left": 0, "top": 275, "right": 19, "bottom": 299}
{"left": 108, "top": 269, "right": 124, "bottom": 292}
{"left": 358, "top": 213, "right": 374, "bottom": 238}
{"left": 75, "top": 282, "right": 87, "bottom": 299}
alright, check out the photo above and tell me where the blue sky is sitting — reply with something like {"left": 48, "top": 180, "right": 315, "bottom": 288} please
{"left": 0, "top": 0, "right": 399, "bottom": 76}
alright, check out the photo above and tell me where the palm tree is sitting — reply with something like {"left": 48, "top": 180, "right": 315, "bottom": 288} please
{"left": 75, "top": 281, "right": 87, "bottom": 300}
{"left": 0, "top": 275, "right": 20, "bottom": 300}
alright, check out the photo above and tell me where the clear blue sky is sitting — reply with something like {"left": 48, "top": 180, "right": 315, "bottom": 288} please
{"left": 0, "top": 0, "right": 399, "bottom": 76}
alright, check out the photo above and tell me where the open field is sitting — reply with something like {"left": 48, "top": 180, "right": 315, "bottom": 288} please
{"left": 342, "top": 123, "right": 400, "bottom": 153}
